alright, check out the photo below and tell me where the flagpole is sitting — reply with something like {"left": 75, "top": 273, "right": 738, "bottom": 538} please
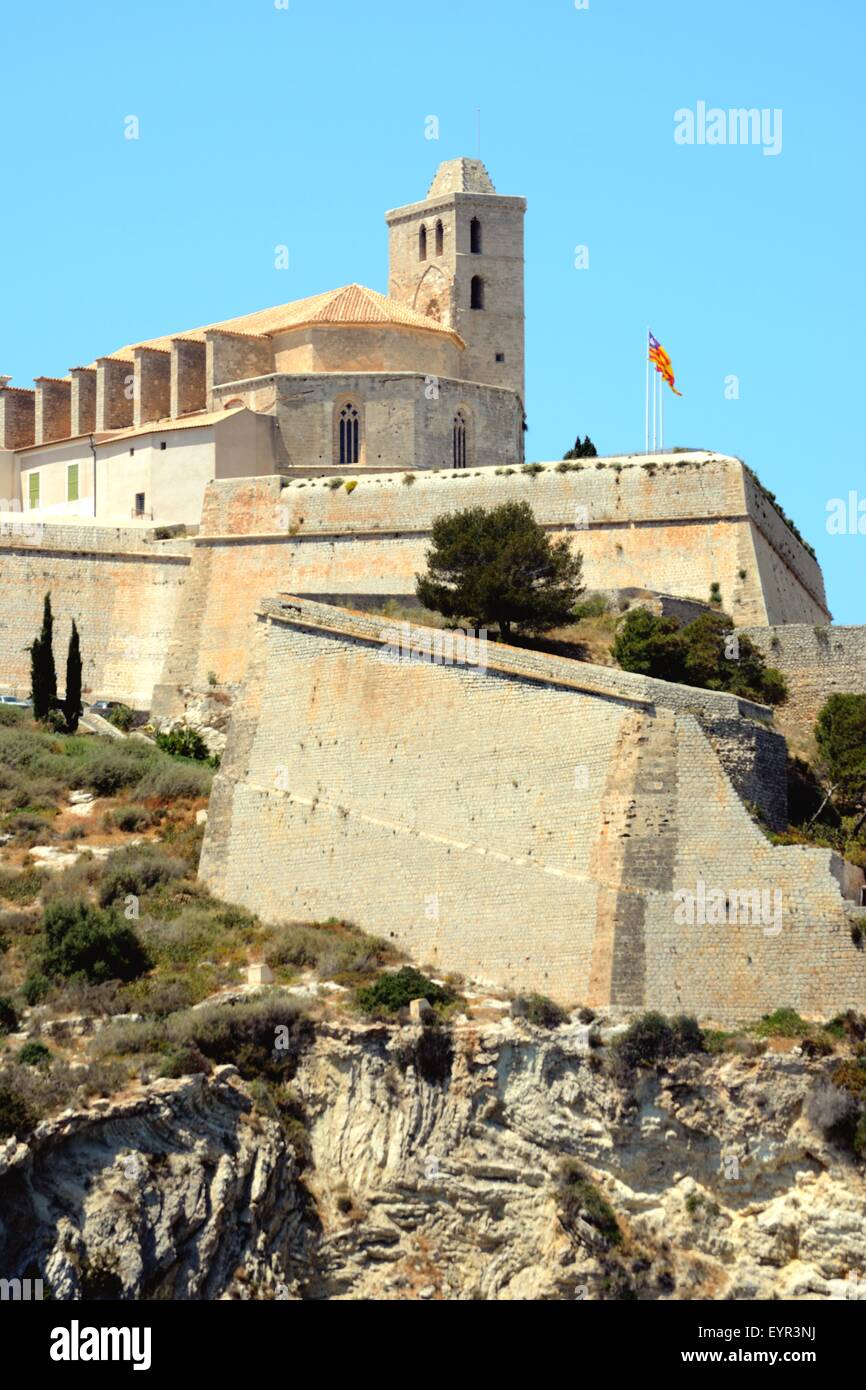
{"left": 652, "top": 364, "right": 657, "bottom": 452}
{"left": 645, "top": 329, "right": 650, "bottom": 453}
{"left": 660, "top": 375, "right": 664, "bottom": 452}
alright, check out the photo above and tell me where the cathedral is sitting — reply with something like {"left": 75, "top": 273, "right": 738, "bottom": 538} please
{"left": 0, "top": 159, "right": 526, "bottom": 526}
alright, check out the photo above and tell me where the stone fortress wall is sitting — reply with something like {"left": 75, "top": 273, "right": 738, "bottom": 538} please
{"left": 742, "top": 624, "right": 866, "bottom": 733}
{"left": 150, "top": 451, "right": 829, "bottom": 715}
{"left": 199, "top": 596, "right": 865, "bottom": 1023}
{"left": 0, "top": 520, "right": 191, "bottom": 707}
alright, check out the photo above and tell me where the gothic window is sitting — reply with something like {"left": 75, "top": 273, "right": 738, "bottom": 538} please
{"left": 453, "top": 411, "right": 467, "bottom": 470}
{"left": 470, "top": 275, "right": 485, "bottom": 310}
{"left": 435, "top": 220, "right": 444, "bottom": 256}
{"left": 419, "top": 224, "right": 427, "bottom": 261}
{"left": 470, "top": 217, "right": 482, "bottom": 254}
{"left": 338, "top": 402, "right": 361, "bottom": 466}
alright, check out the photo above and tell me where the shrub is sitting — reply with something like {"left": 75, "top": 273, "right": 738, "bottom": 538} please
{"left": 815, "top": 694, "right": 866, "bottom": 816}
{"left": 76, "top": 745, "right": 153, "bottom": 796}
{"left": 610, "top": 1011, "right": 705, "bottom": 1077}
{"left": 355, "top": 966, "right": 455, "bottom": 1016}
{"left": 807, "top": 1079, "right": 858, "bottom": 1139}
{"left": 0, "top": 995, "right": 19, "bottom": 1035}
{"left": 102, "top": 805, "right": 154, "bottom": 833}
{"left": 155, "top": 727, "right": 211, "bottom": 762}
{"left": 4, "top": 811, "right": 56, "bottom": 846}
{"left": 37, "top": 897, "right": 151, "bottom": 984}
{"left": 557, "top": 1160, "right": 621, "bottom": 1246}
{"left": 0, "top": 1084, "right": 36, "bottom": 1138}
{"left": 613, "top": 608, "right": 788, "bottom": 705}
{"left": 21, "top": 974, "right": 52, "bottom": 1005}
{"left": 0, "top": 707, "right": 25, "bottom": 727}
{"left": 18, "top": 1041, "right": 52, "bottom": 1068}
{"left": 98, "top": 844, "right": 185, "bottom": 907}
{"left": 754, "top": 1008, "right": 811, "bottom": 1039}
{"left": 108, "top": 705, "right": 135, "bottom": 732}
{"left": 158, "top": 1044, "right": 211, "bottom": 1079}
{"left": 135, "top": 760, "right": 212, "bottom": 801}
{"left": 163, "top": 997, "right": 312, "bottom": 1080}
{"left": 0, "top": 868, "right": 46, "bottom": 905}
{"left": 264, "top": 920, "right": 393, "bottom": 981}
{"left": 518, "top": 993, "right": 569, "bottom": 1028}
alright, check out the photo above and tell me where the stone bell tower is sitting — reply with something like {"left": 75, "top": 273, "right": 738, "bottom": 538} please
{"left": 385, "top": 158, "right": 526, "bottom": 402}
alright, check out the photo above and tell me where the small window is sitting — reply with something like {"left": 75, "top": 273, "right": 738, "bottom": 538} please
{"left": 129, "top": 447, "right": 135, "bottom": 456}
{"left": 435, "top": 220, "right": 444, "bottom": 256}
{"left": 470, "top": 276, "right": 485, "bottom": 310}
{"left": 134, "top": 492, "right": 146, "bottom": 518}
{"left": 453, "top": 412, "right": 467, "bottom": 470}
{"left": 28, "top": 472, "right": 40, "bottom": 509}
{"left": 338, "top": 403, "right": 361, "bottom": 466}
{"left": 160, "top": 441, "right": 167, "bottom": 451}
{"left": 495, "top": 352, "right": 505, "bottom": 363}
{"left": 419, "top": 225, "right": 427, "bottom": 262}
{"left": 470, "top": 217, "right": 482, "bottom": 254}
{"left": 67, "top": 463, "right": 79, "bottom": 502}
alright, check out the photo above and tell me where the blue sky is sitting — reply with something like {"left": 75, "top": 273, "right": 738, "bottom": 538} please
{"left": 2, "top": 0, "right": 863, "bottom": 618}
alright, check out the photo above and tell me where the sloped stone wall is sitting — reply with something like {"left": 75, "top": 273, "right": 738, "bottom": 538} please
{"left": 200, "top": 598, "right": 865, "bottom": 1022}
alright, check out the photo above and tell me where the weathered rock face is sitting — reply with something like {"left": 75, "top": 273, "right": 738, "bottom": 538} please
{"left": 151, "top": 682, "right": 240, "bottom": 756}
{"left": 0, "top": 1067, "right": 311, "bottom": 1301}
{"left": 2, "top": 1024, "right": 865, "bottom": 1301}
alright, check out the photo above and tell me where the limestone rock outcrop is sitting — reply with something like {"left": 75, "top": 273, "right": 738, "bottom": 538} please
{"left": 2, "top": 1022, "right": 865, "bottom": 1301}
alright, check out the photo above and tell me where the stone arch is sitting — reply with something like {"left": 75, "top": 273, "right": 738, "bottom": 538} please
{"left": 452, "top": 403, "right": 473, "bottom": 469}
{"left": 413, "top": 263, "right": 449, "bottom": 321}
{"left": 333, "top": 395, "right": 364, "bottom": 467}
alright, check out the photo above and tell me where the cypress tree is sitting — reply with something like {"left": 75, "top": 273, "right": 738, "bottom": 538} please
{"left": 64, "top": 620, "right": 83, "bottom": 733}
{"left": 29, "top": 593, "right": 57, "bottom": 722}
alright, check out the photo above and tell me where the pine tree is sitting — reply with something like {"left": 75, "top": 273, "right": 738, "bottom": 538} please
{"left": 64, "top": 620, "right": 83, "bottom": 733}
{"left": 563, "top": 434, "right": 598, "bottom": 460}
{"left": 29, "top": 593, "right": 57, "bottom": 722}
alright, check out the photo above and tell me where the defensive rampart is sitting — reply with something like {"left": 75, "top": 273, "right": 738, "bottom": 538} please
{"left": 199, "top": 597, "right": 865, "bottom": 1023}
{"left": 152, "top": 453, "right": 830, "bottom": 716}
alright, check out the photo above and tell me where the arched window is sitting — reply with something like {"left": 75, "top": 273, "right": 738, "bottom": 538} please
{"left": 453, "top": 412, "right": 467, "bottom": 469}
{"left": 435, "top": 220, "right": 444, "bottom": 256}
{"left": 338, "top": 402, "right": 360, "bottom": 466}
{"left": 470, "top": 217, "right": 482, "bottom": 254}
{"left": 419, "top": 224, "right": 428, "bottom": 261}
{"left": 470, "top": 275, "right": 485, "bottom": 310}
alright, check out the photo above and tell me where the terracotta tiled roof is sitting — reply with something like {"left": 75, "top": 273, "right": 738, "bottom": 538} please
{"left": 84, "top": 284, "right": 461, "bottom": 368}
{"left": 93, "top": 406, "right": 247, "bottom": 446}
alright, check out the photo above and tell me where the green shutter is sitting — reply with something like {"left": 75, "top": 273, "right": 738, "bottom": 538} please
{"left": 67, "top": 463, "right": 79, "bottom": 502}
{"left": 28, "top": 472, "right": 40, "bottom": 509}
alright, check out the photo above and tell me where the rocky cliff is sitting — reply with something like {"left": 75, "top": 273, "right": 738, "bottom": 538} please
{"left": 2, "top": 1019, "right": 865, "bottom": 1301}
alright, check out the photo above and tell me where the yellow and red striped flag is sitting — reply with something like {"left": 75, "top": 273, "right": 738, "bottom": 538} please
{"left": 648, "top": 331, "right": 683, "bottom": 396}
